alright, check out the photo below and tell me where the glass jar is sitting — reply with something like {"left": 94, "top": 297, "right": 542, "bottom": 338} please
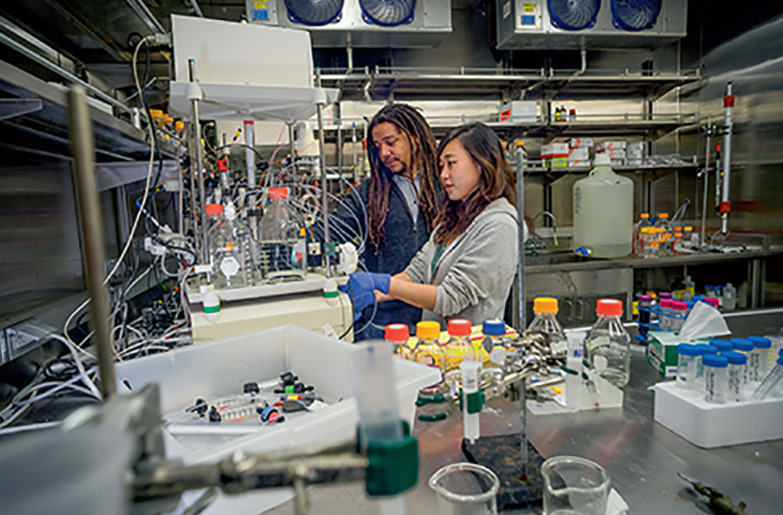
{"left": 526, "top": 297, "right": 567, "bottom": 357}
{"left": 384, "top": 323, "right": 411, "bottom": 361}
{"left": 585, "top": 299, "right": 631, "bottom": 387}
{"left": 676, "top": 344, "right": 699, "bottom": 389}
{"left": 703, "top": 354, "right": 729, "bottom": 404}
{"left": 722, "top": 351, "right": 747, "bottom": 402}
{"left": 658, "top": 299, "right": 674, "bottom": 332}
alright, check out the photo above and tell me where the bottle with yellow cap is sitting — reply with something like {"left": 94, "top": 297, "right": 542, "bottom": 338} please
{"left": 412, "top": 321, "right": 445, "bottom": 395}
{"left": 525, "top": 297, "right": 567, "bottom": 357}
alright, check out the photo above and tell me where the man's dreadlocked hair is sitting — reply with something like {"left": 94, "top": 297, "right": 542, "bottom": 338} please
{"left": 366, "top": 103, "right": 441, "bottom": 252}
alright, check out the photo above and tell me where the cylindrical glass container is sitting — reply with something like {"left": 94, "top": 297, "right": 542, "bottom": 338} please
{"left": 676, "top": 344, "right": 700, "bottom": 389}
{"left": 703, "top": 354, "right": 729, "bottom": 404}
{"left": 730, "top": 338, "right": 754, "bottom": 384}
{"left": 585, "top": 299, "right": 631, "bottom": 387}
{"left": 722, "top": 351, "right": 747, "bottom": 402}
{"left": 412, "top": 321, "right": 444, "bottom": 395}
{"left": 751, "top": 356, "right": 783, "bottom": 401}
{"left": 443, "top": 319, "right": 473, "bottom": 383}
{"left": 749, "top": 336, "right": 772, "bottom": 381}
{"left": 695, "top": 344, "right": 718, "bottom": 385}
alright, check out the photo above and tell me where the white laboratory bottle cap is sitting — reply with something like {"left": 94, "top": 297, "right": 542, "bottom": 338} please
{"left": 224, "top": 202, "right": 236, "bottom": 221}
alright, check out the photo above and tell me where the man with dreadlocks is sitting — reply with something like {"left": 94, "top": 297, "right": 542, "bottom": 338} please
{"left": 330, "top": 103, "right": 442, "bottom": 340}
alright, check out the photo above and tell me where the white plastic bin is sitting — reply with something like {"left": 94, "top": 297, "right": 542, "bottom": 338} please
{"left": 115, "top": 325, "right": 439, "bottom": 514}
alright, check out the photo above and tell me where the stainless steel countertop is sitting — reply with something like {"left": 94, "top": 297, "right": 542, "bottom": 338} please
{"left": 266, "top": 344, "right": 783, "bottom": 514}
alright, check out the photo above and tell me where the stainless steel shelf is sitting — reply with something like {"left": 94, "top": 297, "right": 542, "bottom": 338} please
{"left": 319, "top": 66, "right": 702, "bottom": 102}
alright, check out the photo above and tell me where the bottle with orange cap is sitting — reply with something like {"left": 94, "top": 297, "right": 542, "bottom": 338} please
{"left": 584, "top": 299, "right": 631, "bottom": 387}
{"left": 259, "top": 187, "right": 307, "bottom": 282}
{"left": 412, "top": 321, "right": 445, "bottom": 395}
{"left": 526, "top": 297, "right": 567, "bottom": 357}
{"left": 384, "top": 323, "right": 412, "bottom": 361}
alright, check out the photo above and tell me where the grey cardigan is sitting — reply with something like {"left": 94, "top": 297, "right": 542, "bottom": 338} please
{"left": 403, "top": 198, "right": 520, "bottom": 326}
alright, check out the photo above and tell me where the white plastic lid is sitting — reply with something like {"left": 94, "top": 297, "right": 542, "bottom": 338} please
{"left": 594, "top": 152, "right": 611, "bottom": 165}
{"left": 224, "top": 202, "right": 236, "bottom": 221}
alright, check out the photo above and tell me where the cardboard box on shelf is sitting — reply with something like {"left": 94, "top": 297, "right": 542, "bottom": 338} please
{"left": 569, "top": 137, "right": 594, "bottom": 149}
{"left": 499, "top": 101, "right": 538, "bottom": 123}
{"left": 569, "top": 147, "right": 590, "bottom": 161}
{"left": 568, "top": 160, "right": 592, "bottom": 168}
{"left": 597, "top": 140, "right": 628, "bottom": 150}
{"left": 541, "top": 142, "right": 569, "bottom": 158}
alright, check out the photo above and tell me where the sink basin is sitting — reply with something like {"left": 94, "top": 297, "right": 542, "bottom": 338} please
{"left": 524, "top": 251, "right": 584, "bottom": 266}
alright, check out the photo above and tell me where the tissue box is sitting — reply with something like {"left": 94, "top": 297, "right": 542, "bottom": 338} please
{"left": 647, "top": 331, "right": 692, "bottom": 378}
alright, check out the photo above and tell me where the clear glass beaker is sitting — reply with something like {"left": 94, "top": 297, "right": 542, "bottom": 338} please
{"left": 428, "top": 462, "right": 499, "bottom": 515}
{"left": 541, "top": 456, "right": 610, "bottom": 515}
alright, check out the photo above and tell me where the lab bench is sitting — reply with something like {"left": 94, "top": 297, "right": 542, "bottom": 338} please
{"left": 267, "top": 311, "right": 783, "bottom": 515}
{"left": 519, "top": 247, "right": 783, "bottom": 329}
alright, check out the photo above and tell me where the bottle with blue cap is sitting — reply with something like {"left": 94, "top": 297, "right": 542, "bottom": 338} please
{"left": 676, "top": 344, "right": 700, "bottom": 389}
{"left": 481, "top": 319, "right": 511, "bottom": 380}
{"left": 722, "top": 351, "right": 747, "bottom": 402}
{"left": 703, "top": 354, "right": 729, "bottom": 404}
{"left": 749, "top": 336, "right": 772, "bottom": 381}
{"left": 730, "top": 338, "right": 754, "bottom": 383}
{"left": 694, "top": 343, "right": 718, "bottom": 386}
{"left": 710, "top": 339, "right": 733, "bottom": 354}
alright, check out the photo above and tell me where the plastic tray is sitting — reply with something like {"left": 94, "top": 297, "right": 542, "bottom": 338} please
{"left": 115, "top": 325, "right": 439, "bottom": 514}
{"left": 654, "top": 381, "right": 783, "bottom": 449}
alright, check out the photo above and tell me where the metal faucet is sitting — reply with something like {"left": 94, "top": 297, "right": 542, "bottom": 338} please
{"left": 529, "top": 210, "right": 559, "bottom": 248}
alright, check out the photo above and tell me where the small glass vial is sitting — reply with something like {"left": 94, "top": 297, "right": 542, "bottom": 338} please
{"left": 526, "top": 297, "right": 567, "bottom": 356}
{"left": 751, "top": 356, "right": 783, "bottom": 400}
{"left": 749, "top": 336, "right": 772, "bottom": 380}
{"left": 443, "top": 318, "right": 473, "bottom": 381}
{"left": 703, "top": 354, "right": 729, "bottom": 404}
{"left": 412, "top": 321, "right": 445, "bottom": 395}
{"left": 385, "top": 323, "right": 411, "bottom": 360}
{"left": 695, "top": 344, "right": 718, "bottom": 386}
{"left": 676, "top": 344, "right": 699, "bottom": 389}
{"left": 730, "top": 338, "right": 754, "bottom": 383}
{"left": 710, "top": 339, "right": 733, "bottom": 354}
{"left": 722, "top": 351, "right": 747, "bottom": 402}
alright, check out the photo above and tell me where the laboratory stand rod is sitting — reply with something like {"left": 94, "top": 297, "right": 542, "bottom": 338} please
{"left": 68, "top": 85, "right": 115, "bottom": 399}
{"left": 352, "top": 122, "right": 358, "bottom": 184}
{"left": 515, "top": 146, "right": 526, "bottom": 330}
{"left": 721, "top": 82, "right": 733, "bottom": 234}
{"left": 519, "top": 376, "right": 528, "bottom": 475}
{"left": 288, "top": 122, "right": 296, "bottom": 168}
{"left": 316, "top": 70, "right": 331, "bottom": 276}
{"left": 245, "top": 120, "right": 255, "bottom": 204}
{"left": 189, "top": 59, "right": 210, "bottom": 270}
{"left": 701, "top": 116, "right": 712, "bottom": 248}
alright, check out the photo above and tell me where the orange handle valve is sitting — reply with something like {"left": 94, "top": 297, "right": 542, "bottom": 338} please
{"left": 719, "top": 201, "right": 731, "bottom": 214}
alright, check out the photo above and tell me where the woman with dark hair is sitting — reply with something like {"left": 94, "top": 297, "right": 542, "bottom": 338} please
{"left": 330, "top": 103, "right": 442, "bottom": 339}
{"left": 342, "top": 123, "right": 524, "bottom": 326}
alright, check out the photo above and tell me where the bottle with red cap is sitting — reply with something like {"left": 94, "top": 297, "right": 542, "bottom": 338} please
{"left": 384, "top": 323, "right": 411, "bottom": 361}
{"left": 443, "top": 319, "right": 474, "bottom": 381}
{"left": 585, "top": 298, "right": 631, "bottom": 387}
{"left": 259, "top": 187, "right": 307, "bottom": 282}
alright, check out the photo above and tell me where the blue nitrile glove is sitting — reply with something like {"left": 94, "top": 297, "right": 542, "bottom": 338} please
{"left": 338, "top": 273, "right": 391, "bottom": 320}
